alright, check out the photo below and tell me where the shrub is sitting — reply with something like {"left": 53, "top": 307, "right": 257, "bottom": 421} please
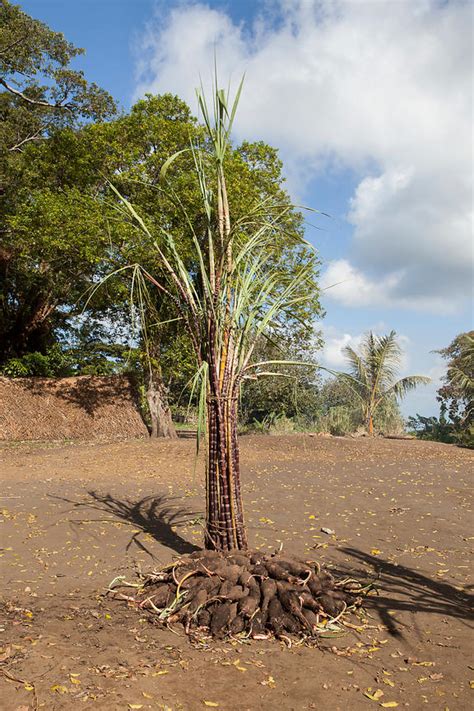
{"left": 0, "top": 344, "right": 73, "bottom": 377}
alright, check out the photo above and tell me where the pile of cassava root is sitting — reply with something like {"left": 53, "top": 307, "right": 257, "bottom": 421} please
{"left": 110, "top": 547, "right": 366, "bottom": 641}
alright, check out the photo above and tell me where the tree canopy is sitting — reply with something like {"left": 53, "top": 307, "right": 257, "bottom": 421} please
{"left": 0, "top": 0, "right": 115, "bottom": 155}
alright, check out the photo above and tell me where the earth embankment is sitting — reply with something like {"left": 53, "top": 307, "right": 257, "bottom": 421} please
{"left": 0, "top": 375, "right": 148, "bottom": 441}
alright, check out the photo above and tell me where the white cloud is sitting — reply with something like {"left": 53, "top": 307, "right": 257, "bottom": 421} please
{"left": 321, "top": 259, "right": 399, "bottom": 309}
{"left": 322, "top": 332, "right": 360, "bottom": 370}
{"left": 135, "top": 0, "right": 473, "bottom": 312}
{"left": 321, "top": 258, "right": 459, "bottom": 313}
{"left": 321, "top": 329, "right": 362, "bottom": 369}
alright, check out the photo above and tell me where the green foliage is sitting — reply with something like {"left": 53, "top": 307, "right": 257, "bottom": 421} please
{"left": 0, "top": 1, "right": 117, "bottom": 362}
{"left": 63, "top": 316, "right": 135, "bottom": 376}
{"left": 319, "top": 405, "right": 355, "bottom": 436}
{"left": 374, "top": 393, "right": 405, "bottom": 434}
{"left": 0, "top": 343, "right": 73, "bottom": 377}
{"left": 434, "top": 331, "right": 474, "bottom": 447}
{"left": 0, "top": 0, "right": 115, "bottom": 155}
{"left": 406, "top": 414, "right": 454, "bottom": 443}
{"left": 314, "top": 377, "right": 361, "bottom": 434}
{"left": 239, "top": 330, "right": 321, "bottom": 426}
{"left": 1, "top": 187, "right": 116, "bottom": 360}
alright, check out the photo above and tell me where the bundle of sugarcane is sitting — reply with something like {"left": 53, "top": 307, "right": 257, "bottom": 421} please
{"left": 108, "top": 76, "right": 322, "bottom": 552}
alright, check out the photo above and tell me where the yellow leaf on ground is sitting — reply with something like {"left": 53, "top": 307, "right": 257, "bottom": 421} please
{"left": 413, "top": 661, "right": 434, "bottom": 667}
{"left": 203, "top": 702, "right": 219, "bottom": 707}
{"left": 371, "top": 549, "right": 382, "bottom": 556}
{"left": 364, "top": 689, "right": 384, "bottom": 701}
{"left": 380, "top": 703, "right": 399, "bottom": 708}
{"left": 51, "top": 685, "right": 68, "bottom": 694}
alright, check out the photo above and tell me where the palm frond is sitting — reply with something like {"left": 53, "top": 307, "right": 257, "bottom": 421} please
{"left": 382, "top": 375, "right": 431, "bottom": 402}
{"left": 342, "top": 345, "right": 368, "bottom": 387}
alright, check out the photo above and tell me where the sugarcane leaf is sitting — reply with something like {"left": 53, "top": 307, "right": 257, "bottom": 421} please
{"left": 159, "top": 148, "right": 191, "bottom": 182}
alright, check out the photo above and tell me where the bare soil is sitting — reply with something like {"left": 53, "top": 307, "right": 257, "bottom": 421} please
{"left": 1, "top": 435, "right": 472, "bottom": 710}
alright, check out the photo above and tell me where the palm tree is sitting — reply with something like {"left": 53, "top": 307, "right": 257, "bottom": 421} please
{"left": 342, "top": 330, "right": 430, "bottom": 435}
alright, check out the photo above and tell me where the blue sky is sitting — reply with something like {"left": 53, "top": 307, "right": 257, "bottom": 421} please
{"left": 20, "top": 0, "right": 473, "bottom": 417}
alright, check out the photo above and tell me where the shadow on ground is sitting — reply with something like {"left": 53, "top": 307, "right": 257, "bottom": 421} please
{"left": 50, "top": 491, "right": 202, "bottom": 556}
{"left": 336, "top": 547, "right": 474, "bottom": 637}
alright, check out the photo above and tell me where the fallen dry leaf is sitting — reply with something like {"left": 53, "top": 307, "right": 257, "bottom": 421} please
{"left": 50, "top": 684, "right": 68, "bottom": 694}
{"left": 364, "top": 688, "right": 384, "bottom": 701}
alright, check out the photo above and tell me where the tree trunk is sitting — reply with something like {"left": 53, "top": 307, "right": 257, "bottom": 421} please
{"left": 146, "top": 369, "right": 177, "bottom": 439}
{"left": 205, "top": 393, "right": 247, "bottom": 551}
{"left": 2, "top": 295, "right": 56, "bottom": 360}
{"left": 368, "top": 414, "right": 374, "bottom": 436}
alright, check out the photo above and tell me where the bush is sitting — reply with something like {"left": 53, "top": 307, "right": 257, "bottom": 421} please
{"left": 242, "top": 412, "right": 296, "bottom": 435}
{"left": 375, "top": 396, "right": 405, "bottom": 435}
{"left": 318, "top": 405, "right": 354, "bottom": 436}
{"left": 0, "top": 344, "right": 73, "bottom": 377}
{"left": 407, "top": 413, "right": 473, "bottom": 447}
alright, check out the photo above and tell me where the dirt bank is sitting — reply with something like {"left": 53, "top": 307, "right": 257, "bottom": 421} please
{"left": 0, "top": 375, "right": 148, "bottom": 442}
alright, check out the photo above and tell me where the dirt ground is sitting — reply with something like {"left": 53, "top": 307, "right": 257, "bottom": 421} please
{"left": 1, "top": 435, "right": 472, "bottom": 711}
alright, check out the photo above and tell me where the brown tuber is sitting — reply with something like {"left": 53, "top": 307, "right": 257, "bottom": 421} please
{"left": 121, "top": 548, "right": 361, "bottom": 641}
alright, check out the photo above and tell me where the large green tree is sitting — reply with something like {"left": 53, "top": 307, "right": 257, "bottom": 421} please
{"left": 0, "top": 0, "right": 116, "bottom": 359}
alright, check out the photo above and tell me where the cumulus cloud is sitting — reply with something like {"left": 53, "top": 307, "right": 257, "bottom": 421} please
{"left": 135, "top": 0, "right": 473, "bottom": 312}
{"left": 320, "top": 258, "right": 459, "bottom": 313}
{"left": 320, "top": 328, "right": 362, "bottom": 369}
